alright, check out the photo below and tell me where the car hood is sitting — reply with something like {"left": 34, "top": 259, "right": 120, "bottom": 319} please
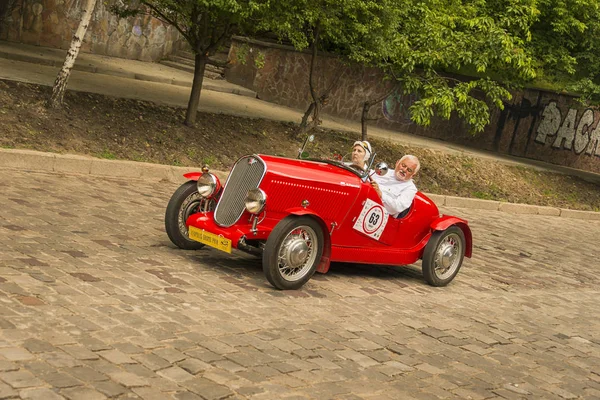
{"left": 258, "top": 154, "right": 363, "bottom": 188}
{"left": 256, "top": 154, "right": 364, "bottom": 222}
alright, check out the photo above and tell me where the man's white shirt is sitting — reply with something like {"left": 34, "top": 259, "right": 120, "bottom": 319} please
{"left": 372, "top": 170, "right": 417, "bottom": 218}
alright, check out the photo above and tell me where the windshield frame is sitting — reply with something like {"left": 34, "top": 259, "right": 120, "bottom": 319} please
{"left": 304, "top": 155, "right": 376, "bottom": 181}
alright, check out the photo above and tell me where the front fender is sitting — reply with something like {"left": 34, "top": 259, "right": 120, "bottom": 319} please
{"left": 183, "top": 172, "right": 203, "bottom": 181}
{"left": 431, "top": 216, "right": 472, "bottom": 258}
{"left": 285, "top": 207, "right": 332, "bottom": 274}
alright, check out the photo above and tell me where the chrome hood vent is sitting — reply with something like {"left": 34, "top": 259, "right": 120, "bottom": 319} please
{"left": 214, "top": 155, "right": 266, "bottom": 227}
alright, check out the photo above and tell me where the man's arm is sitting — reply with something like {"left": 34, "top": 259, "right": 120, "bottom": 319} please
{"left": 381, "top": 185, "right": 416, "bottom": 215}
{"left": 372, "top": 180, "right": 417, "bottom": 215}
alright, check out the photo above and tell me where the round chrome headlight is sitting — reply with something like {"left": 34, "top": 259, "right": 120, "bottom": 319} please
{"left": 197, "top": 173, "right": 218, "bottom": 198}
{"left": 245, "top": 188, "right": 267, "bottom": 214}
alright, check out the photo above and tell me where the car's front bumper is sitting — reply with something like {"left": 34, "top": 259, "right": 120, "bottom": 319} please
{"left": 186, "top": 212, "right": 273, "bottom": 250}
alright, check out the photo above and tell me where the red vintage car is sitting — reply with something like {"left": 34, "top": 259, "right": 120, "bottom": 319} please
{"left": 165, "top": 141, "right": 472, "bottom": 290}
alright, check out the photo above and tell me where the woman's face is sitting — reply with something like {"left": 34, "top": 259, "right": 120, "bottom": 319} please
{"left": 351, "top": 145, "right": 366, "bottom": 166}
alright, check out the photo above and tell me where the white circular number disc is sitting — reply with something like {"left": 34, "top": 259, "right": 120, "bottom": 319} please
{"left": 362, "top": 205, "right": 385, "bottom": 234}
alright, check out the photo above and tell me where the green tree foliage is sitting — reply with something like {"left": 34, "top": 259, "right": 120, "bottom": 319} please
{"left": 527, "top": 0, "right": 600, "bottom": 102}
{"left": 382, "top": 0, "right": 538, "bottom": 134}
{"left": 253, "top": 0, "right": 402, "bottom": 134}
{"left": 112, "top": 0, "right": 258, "bottom": 126}
{"left": 262, "top": 0, "right": 540, "bottom": 135}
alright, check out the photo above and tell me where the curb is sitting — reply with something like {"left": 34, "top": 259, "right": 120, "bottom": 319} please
{"left": 1, "top": 148, "right": 598, "bottom": 220}
{"left": 0, "top": 148, "right": 229, "bottom": 184}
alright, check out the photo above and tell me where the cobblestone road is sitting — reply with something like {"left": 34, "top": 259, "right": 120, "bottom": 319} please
{"left": 1, "top": 169, "right": 599, "bottom": 400}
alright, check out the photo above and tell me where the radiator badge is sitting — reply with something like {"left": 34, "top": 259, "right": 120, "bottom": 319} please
{"left": 247, "top": 157, "right": 257, "bottom": 165}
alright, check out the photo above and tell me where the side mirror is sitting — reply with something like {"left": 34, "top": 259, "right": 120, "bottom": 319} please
{"left": 375, "top": 162, "right": 388, "bottom": 176}
{"left": 297, "top": 134, "right": 315, "bottom": 159}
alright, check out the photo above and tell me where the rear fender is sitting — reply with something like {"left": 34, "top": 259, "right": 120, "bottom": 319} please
{"left": 286, "top": 208, "right": 332, "bottom": 274}
{"left": 430, "top": 216, "right": 472, "bottom": 258}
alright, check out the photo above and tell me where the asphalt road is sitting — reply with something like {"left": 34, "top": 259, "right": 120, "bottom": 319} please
{"left": 1, "top": 169, "right": 599, "bottom": 399}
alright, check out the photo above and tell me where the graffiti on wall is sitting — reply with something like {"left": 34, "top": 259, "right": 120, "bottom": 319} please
{"left": 535, "top": 101, "right": 600, "bottom": 156}
{"left": 382, "top": 90, "right": 418, "bottom": 124}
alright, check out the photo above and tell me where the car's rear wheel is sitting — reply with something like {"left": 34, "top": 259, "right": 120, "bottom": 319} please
{"left": 422, "top": 226, "right": 465, "bottom": 286}
{"left": 263, "top": 216, "right": 324, "bottom": 290}
{"left": 165, "top": 181, "right": 205, "bottom": 250}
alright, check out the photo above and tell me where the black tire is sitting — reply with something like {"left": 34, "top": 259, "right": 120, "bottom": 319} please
{"left": 422, "top": 226, "right": 465, "bottom": 287}
{"left": 165, "top": 181, "right": 205, "bottom": 250}
{"left": 263, "top": 216, "right": 324, "bottom": 290}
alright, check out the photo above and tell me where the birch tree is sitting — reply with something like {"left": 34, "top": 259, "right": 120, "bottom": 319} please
{"left": 47, "top": 0, "right": 98, "bottom": 108}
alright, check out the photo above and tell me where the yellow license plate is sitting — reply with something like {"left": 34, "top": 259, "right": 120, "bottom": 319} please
{"left": 188, "top": 226, "right": 232, "bottom": 253}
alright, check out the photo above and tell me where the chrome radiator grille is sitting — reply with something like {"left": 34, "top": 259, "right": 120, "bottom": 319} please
{"left": 214, "top": 155, "right": 266, "bottom": 227}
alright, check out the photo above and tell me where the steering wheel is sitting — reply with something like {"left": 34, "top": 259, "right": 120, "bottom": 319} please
{"left": 347, "top": 163, "right": 365, "bottom": 172}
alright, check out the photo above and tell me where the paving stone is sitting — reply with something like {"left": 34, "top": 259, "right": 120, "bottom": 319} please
{"left": 43, "top": 352, "right": 83, "bottom": 368}
{"left": 203, "top": 368, "right": 240, "bottom": 385}
{"left": 306, "top": 357, "right": 341, "bottom": 370}
{"left": 93, "top": 381, "right": 128, "bottom": 397}
{"left": 157, "top": 366, "right": 194, "bottom": 382}
{"left": 132, "top": 353, "right": 172, "bottom": 371}
{"left": 145, "top": 376, "right": 181, "bottom": 392}
{"left": 112, "top": 342, "right": 145, "bottom": 354}
{"left": 61, "top": 387, "right": 107, "bottom": 400}
{"left": 122, "top": 363, "right": 156, "bottom": 379}
{"left": 0, "top": 382, "right": 17, "bottom": 399}
{"left": 60, "top": 345, "right": 100, "bottom": 361}
{"left": 174, "top": 392, "right": 204, "bottom": 400}
{"left": 182, "top": 377, "right": 234, "bottom": 400}
{"left": 97, "top": 349, "right": 136, "bottom": 364}
{"left": 0, "top": 347, "right": 34, "bottom": 361}
{"left": 19, "top": 388, "right": 65, "bottom": 400}
{"left": 200, "top": 340, "right": 237, "bottom": 355}
{"left": 131, "top": 386, "right": 171, "bottom": 400}
{"left": 0, "top": 370, "right": 44, "bottom": 388}
{"left": 67, "top": 366, "right": 108, "bottom": 382}
{"left": 177, "top": 358, "right": 212, "bottom": 375}
{"left": 268, "top": 362, "right": 300, "bottom": 374}
{"left": 152, "top": 347, "right": 186, "bottom": 363}
{"left": 107, "top": 371, "right": 149, "bottom": 388}
{"left": 77, "top": 337, "right": 111, "bottom": 352}
{"left": 22, "top": 339, "right": 56, "bottom": 353}
{"left": 42, "top": 372, "right": 82, "bottom": 388}
{"left": 0, "top": 361, "right": 18, "bottom": 373}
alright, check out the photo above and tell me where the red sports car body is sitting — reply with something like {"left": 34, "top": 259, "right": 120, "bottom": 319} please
{"left": 165, "top": 153, "right": 472, "bottom": 290}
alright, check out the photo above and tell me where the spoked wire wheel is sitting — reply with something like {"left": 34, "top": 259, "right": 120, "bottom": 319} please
{"left": 165, "top": 181, "right": 208, "bottom": 249}
{"left": 263, "top": 216, "right": 324, "bottom": 290}
{"left": 179, "top": 192, "right": 202, "bottom": 237}
{"left": 432, "top": 232, "right": 462, "bottom": 280}
{"left": 277, "top": 226, "right": 318, "bottom": 282}
{"left": 422, "top": 226, "right": 465, "bottom": 286}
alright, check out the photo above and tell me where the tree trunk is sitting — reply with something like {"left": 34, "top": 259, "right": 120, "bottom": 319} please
{"left": 298, "top": 23, "right": 321, "bottom": 135}
{"left": 360, "top": 84, "right": 399, "bottom": 140}
{"left": 300, "top": 102, "right": 315, "bottom": 130}
{"left": 47, "top": 0, "right": 97, "bottom": 108}
{"left": 361, "top": 101, "right": 371, "bottom": 141}
{"left": 185, "top": 52, "right": 208, "bottom": 126}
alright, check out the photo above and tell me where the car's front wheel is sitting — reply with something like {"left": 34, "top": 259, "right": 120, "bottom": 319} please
{"left": 263, "top": 216, "right": 324, "bottom": 290}
{"left": 165, "top": 181, "right": 206, "bottom": 250}
{"left": 422, "top": 226, "right": 465, "bottom": 286}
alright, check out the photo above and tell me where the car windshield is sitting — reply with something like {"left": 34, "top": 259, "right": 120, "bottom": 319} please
{"left": 297, "top": 134, "right": 372, "bottom": 179}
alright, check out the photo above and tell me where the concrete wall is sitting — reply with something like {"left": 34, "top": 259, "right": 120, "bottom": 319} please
{"left": 226, "top": 37, "right": 600, "bottom": 174}
{"left": 0, "top": 0, "right": 183, "bottom": 61}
